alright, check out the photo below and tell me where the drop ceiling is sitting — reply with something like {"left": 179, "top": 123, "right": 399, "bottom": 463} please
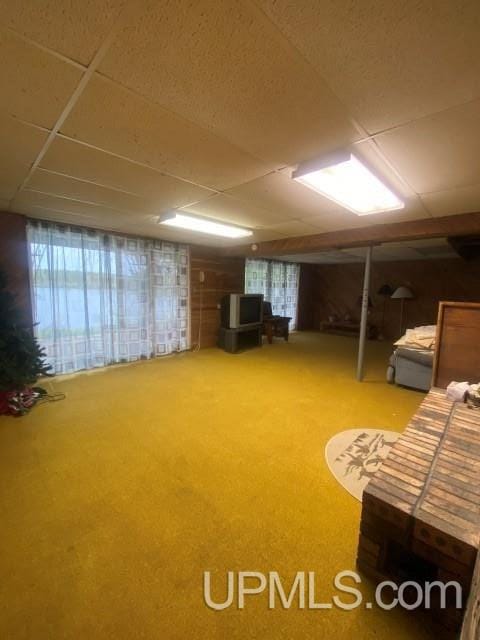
{"left": 1, "top": 1, "right": 480, "bottom": 247}
{"left": 276, "top": 238, "right": 458, "bottom": 264}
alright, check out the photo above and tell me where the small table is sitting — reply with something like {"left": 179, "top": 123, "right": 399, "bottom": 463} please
{"left": 218, "top": 324, "right": 262, "bottom": 353}
{"left": 358, "top": 388, "right": 480, "bottom": 630}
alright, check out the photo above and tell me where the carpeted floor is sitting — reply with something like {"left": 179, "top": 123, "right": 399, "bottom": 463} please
{"left": 0, "top": 332, "right": 434, "bottom": 639}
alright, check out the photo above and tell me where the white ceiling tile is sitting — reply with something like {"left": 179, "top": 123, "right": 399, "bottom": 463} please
{"left": 26, "top": 169, "right": 160, "bottom": 216}
{"left": 226, "top": 141, "right": 427, "bottom": 233}
{"left": 274, "top": 239, "right": 458, "bottom": 265}
{"left": 299, "top": 212, "right": 363, "bottom": 232}
{"left": 98, "top": 0, "right": 359, "bottom": 165}
{"left": 0, "top": 165, "right": 29, "bottom": 202}
{"left": 124, "top": 222, "right": 222, "bottom": 247}
{"left": 387, "top": 237, "right": 449, "bottom": 249}
{"left": 40, "top": 136, "right": 213, "bottom": 208}
{"left": 339, "top": 247, "right": 368, "bottom": 260}
{"left": 61, "top": 74, "right": 277, "bottom": 190}
{"left": 342, "top": 246, "right": 414, "bottom": 260}
{"left": 201, "top": 227, "right": 288, "bottom": 245}
{"left": 0, "top": 114, "right": 48, "bottom": 200}
{"left": 0, "top": 30, "right": 83, "bottom": 129}
{"left": 299, "top": 139, "right": 428, "bottom": 230}
{"left": 3, "top": 1, "right": 126, "bottom": 66}
{"left": 225, "top": 170, "right": 344, "bottom": 220}
{"left": 23, "top": 207, "right": 208, "bottom": 246}
{"left": 18, "top": 206, "right": 98, "bottom": 225}
{"left": 17, "top": 188, "right": 288, "bottom": 245}
{"left": 300, "top": 200, "right": 424, "bottom": 233}
{"left": 375, "top": 100, "right": 480, "bottom": 194}
{"left": 249, "top": 228, "right": 288, "bottom": 242}
{"left": 343, "top": 241, "right": 457, "bottom": 262}
{"left": 373, "top": 247, "right": 424, "bottom": 261}
{"left": 24, "top": 206, "right": 222, "bottom": 246}
{"left": 317, "top": 253, "right": 361, "bottom": 263}
{"left": 256, "top": 0, "right": 480, "bottom": 134}
{"left": 182, "top": 194, "right": 291, "bottom": 228}
{"left": 3, "top": 0, "right": 479, "bottom": 243}
{"left": 413, "top": 245, "right": 458, "bottom": 259}
{"left": 352, "top": 139, "right": 419, "bottom": 201}
{"left": 12, "top": 190, "right": 136, "bottom": 224}
{"left": 421, "top": 183, "right": 480, "bottom": 217}
{"left": 339, "top": 247, "right": 370, "bottom": 258}
{"left": 132, "top": 218, "right": 257, "bottom": 247}
{"left": 265, "top": 220, "right": 321, "bottom": 237}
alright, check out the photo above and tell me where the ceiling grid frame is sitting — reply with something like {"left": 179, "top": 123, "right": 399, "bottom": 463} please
{"left": 1, "top": 1, "right": 480, "bottom": 247}
{"left": 7, "top": 1, "right": 142, "bottom": 207}
{"left": 249, "top": 0, "right": 433, "bottom": 217}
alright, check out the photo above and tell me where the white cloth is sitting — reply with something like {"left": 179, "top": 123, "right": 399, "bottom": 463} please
{"left": 394, "top": 325, "right": 437, "bottom": 350}
{"left": 245, "top": 258, "right": 300, "bottom": 329}
{"left": 446, "top": 381, "right": 473, "bottom": 402}
{"left": 28, "top": 221, "right": 189, "bottom": 374}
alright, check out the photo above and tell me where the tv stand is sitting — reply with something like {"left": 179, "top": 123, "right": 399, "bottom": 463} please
{"left": 218, "top": 324, "right": 262, "bottom": 353}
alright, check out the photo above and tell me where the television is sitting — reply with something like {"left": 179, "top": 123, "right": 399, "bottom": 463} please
{"left": 221, "top": 293, "right": 264, "bottom": 329}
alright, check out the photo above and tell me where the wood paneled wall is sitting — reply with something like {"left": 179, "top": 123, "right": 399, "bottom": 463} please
{"left": 190, "top": 246, "right": 245, "bottom": 348}
{"left": 296, "top": 263, "right": 316, "bottom": 330}
{"left": 299, "top": 257, "right": 480, "bottom": 340}
{"left": 433, "top": 302, "right": 480, "bottom": 388}
{"left": 0, "top": 211, "right": 32, "bottom": 326}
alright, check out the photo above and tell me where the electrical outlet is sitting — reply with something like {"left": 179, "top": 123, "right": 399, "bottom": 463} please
{"left": 199, "top": 271, "right": 205, "bottom": 283}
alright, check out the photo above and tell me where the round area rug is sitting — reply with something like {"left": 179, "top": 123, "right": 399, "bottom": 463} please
{"left": 325, "top": 429, "right": 399, "bottom": 502}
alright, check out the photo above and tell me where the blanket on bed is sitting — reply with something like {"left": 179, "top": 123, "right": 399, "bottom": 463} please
{"left": 394, "top": 325, "right": 436, "bottom": 350}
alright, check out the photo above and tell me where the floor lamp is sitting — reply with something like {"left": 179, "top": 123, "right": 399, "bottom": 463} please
{"left": 391, "top": 286, "right": 414, "bottom": 337}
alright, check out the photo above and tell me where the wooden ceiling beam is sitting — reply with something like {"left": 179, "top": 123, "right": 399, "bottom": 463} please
{"left": 221, "top": 212, "right": 480, "bottom": 257}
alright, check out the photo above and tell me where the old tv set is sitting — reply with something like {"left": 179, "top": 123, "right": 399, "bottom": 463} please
{"left": 220, "top": 293, "right": 263, "bottom": 329}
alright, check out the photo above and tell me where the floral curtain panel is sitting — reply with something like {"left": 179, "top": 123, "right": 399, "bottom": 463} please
{"left": 28, "top": 221, "right": 189, "bottom": 374}
{"left": 244, "top": 258, "right": 300, "bottom": 329}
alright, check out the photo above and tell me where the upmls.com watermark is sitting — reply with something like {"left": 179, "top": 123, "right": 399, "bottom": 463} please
{"left": 203, "top": 570, "right": 462, "bottom": 611}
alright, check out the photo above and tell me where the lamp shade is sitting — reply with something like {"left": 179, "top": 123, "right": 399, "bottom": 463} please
{"left": 377, "top": 284, "right": 394, "bottom": 297}
{"left": 391, "top": 286, "right": 414, "bottom": 300}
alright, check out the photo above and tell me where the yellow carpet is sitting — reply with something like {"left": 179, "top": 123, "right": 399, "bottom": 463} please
{"left": 0, "top": 332, "right": 434, "bottom": 639}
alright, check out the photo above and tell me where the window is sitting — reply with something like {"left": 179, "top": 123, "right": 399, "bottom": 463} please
{"left": 28, "top": 221, "right": 189, "bottom": 374}
{"left": 245, "top": 258, "right": 300, "bottom": 329}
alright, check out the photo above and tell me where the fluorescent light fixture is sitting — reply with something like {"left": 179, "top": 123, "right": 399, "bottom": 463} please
{"left": 293, "top": 151, "right": 404, "bottom": 215}
{"left": 158, "top": 212, "right": 252, "bottom": 238}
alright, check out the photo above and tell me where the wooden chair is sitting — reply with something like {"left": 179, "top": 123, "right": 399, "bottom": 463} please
{"left": 262, "top": 301, "right": 291, "bottom": 344}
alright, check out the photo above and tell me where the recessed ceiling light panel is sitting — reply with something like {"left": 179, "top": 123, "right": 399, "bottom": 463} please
{"left": 293, "top": 152, "right": 404, "bottom": 215}
{"left": 158, "top": 212, "right": 252, "bottom": 238}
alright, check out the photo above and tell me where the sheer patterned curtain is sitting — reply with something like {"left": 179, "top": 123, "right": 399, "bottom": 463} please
{"left": 28, "top": 221, "right": 189, "bottom": 374}
{"left": 245, "top": 258, "right": 300, "bottom": 329}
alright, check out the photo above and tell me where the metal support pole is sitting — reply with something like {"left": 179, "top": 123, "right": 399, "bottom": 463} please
{"left": 357, "top": 246, "right": 372, "bottom": 381}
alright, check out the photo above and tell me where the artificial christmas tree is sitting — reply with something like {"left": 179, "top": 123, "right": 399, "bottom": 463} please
{"left": 0, "top": 270, "right": 51, "bottom": 416}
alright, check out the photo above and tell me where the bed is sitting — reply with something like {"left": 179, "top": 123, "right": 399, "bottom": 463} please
{"left": 386, "top": 325, "right": 436, "bottom": 391}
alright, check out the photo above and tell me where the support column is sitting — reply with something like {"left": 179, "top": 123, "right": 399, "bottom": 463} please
{"left": 357, "top": 246, "right": 372, "bottom": 381}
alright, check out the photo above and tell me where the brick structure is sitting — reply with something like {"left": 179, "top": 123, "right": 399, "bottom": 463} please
{"left": 357, "top": 388, "right": 480, "bottom": 631}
